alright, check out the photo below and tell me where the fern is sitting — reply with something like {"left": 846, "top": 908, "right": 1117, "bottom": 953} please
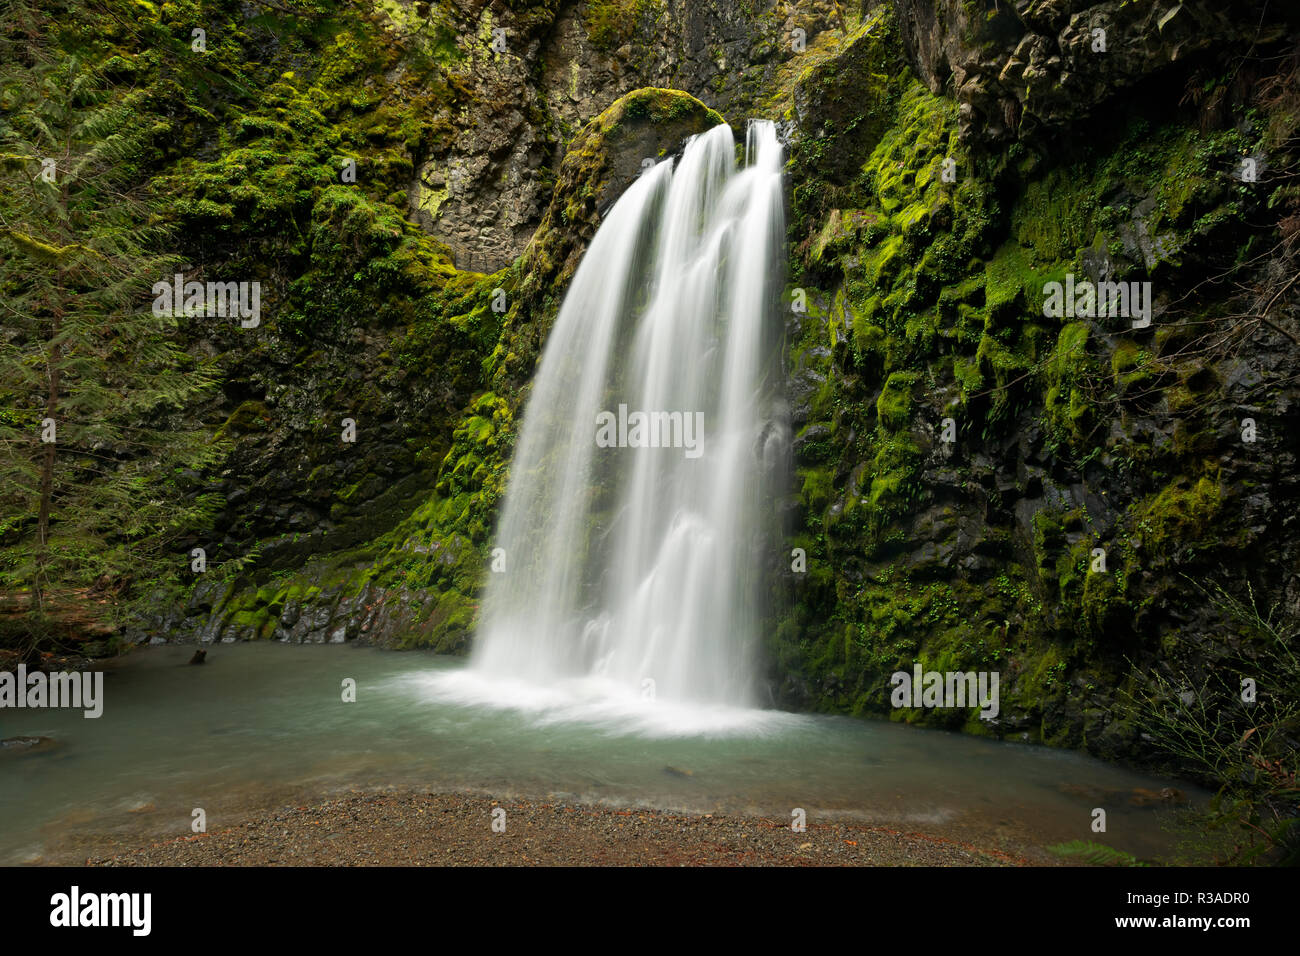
{"left": 1047, "top": 840, "right": 1150, "bottom": 867}
{"left": 0, "top": 52, "right": 225, "bottom": 625}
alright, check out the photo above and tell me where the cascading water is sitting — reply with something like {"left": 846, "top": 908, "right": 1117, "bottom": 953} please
{"left": 432, "top": 120, "right": 789, "bottom": 733}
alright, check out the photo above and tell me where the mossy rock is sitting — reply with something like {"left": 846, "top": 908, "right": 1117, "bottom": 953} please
{"left": 496, "top": 87, "right": 725, "bottom": 396}
{"left": 215, "top": 401, "right": 271, "bottom": 439}
{"left": 876, "top": 370, "right": 919, "bottom": 431}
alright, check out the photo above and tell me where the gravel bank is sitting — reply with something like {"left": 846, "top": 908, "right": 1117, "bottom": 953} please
{"left": 85, "top": 789, "right": 1041, "bottom": 866}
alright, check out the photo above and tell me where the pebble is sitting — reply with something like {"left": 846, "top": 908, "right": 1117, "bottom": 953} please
{"left": 84, "top": 790, "right": 1038, "bottom": 867}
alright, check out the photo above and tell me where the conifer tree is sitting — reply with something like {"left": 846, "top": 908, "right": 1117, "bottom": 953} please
{"left": 0, "top": 50, "right": 221, "bottom": 643}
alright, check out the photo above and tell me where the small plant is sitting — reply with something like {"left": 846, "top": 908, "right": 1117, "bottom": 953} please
{"left": 1120, "top": 575, "right": 1300, "bottom": 865}
{"left": 1047, "top": 840, "right": 1149, "bottom": 867}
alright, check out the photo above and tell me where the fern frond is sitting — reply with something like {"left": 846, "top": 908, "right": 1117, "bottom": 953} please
{"left": 1047, "top": 841, "right": 1150, "bottom": 867}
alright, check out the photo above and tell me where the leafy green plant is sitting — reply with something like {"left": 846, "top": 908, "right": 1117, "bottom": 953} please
{"left": 1047, "top": 840, "right": 1149, "bottom": 867}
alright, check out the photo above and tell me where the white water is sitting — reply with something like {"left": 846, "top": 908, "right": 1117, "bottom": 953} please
{"left": 432, "top": 121, "right": 789, "bottom": 732}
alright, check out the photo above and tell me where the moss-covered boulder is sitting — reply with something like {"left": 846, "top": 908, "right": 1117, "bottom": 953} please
{"left": 497, "top": 87, "right": 725, "bottom": 392}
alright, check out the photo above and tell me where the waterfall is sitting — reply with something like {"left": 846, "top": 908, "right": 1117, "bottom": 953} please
{"left": 438, "top": 120, "right": 789, "bottom": 731}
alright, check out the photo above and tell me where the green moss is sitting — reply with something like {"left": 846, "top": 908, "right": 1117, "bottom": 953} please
{"left": 1136, "top": 473, "right": 1223, "bottom": 550}
{"left": 583, "top": 0, "right": 661, "bottom": 52}
{"left": 374, "top": 1, "right": 465, "bottom": 65}
{"left": 866, "top": 431, "right": 921, "bottom": 517}
{"left": 1110, "top": 338, "right": 1154, "bottom": 390}
{"left": 215, "top": 400, "right": 271, "bottom": 439}
{"left": 799, "top": 467, "right": 835, "bottom": 514}
{"left": 876, "top": 370, "right": 918, "bottom": 431}
{"left": 762, "top": 0, "right": 1272, "bottom": 760}
{"left": 605, "top": 87, "right": 725, "bottom": 134}
{"left": 1042, "top": 321, "right": 1097, "bottom": 453}
{"left": 226, "top": 607, "right": 275, "bottom": 640}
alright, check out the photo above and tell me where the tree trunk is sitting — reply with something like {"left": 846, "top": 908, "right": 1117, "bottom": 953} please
{"left": 34, "top": 282, "right": 62, "bottom": 613}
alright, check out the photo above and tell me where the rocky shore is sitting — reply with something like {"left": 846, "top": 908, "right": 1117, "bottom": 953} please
{"left": 83, "top": 790, "right": 1037, "bottom": 867}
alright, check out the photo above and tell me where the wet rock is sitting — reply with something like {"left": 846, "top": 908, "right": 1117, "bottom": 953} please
{"left": 1129, "top": 787, "right": 1188, "bottom": 807}
{"left": 894, "top": 0, "right": 1294, "bottom": 144}
{"left": 1, "top": 736, "right": 60, "bottom": 755}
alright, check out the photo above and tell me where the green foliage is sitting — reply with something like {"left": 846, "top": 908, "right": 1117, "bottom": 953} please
{"left": 875, "top": 370, "right": 917, "bottom": 431}
{"left": 1120, "top": 578, "right": 1300, "bottom": 865}
{"left": 1047, "top": 840, "right": 1149, "bottom": 867}
{"left": 1134, "top": 474, "right": 1222, "bottom": 553}
{"left": 583, "top": 0, "right": 659, "bottom": 52}
{"left": 0, "top": 52, "right": 222, "bottom": 627}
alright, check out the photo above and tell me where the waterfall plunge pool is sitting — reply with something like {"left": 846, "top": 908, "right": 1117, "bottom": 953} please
{"left": 0, "top": 643, "right": 1204, "bottom": 864}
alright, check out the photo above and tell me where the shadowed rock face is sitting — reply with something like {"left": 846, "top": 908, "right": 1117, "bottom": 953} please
{"left": 892, "top": 0, "right": 1299, "bottom": 143}
{"left": 406, "top": 0, "right": 845, "bottom": 273}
